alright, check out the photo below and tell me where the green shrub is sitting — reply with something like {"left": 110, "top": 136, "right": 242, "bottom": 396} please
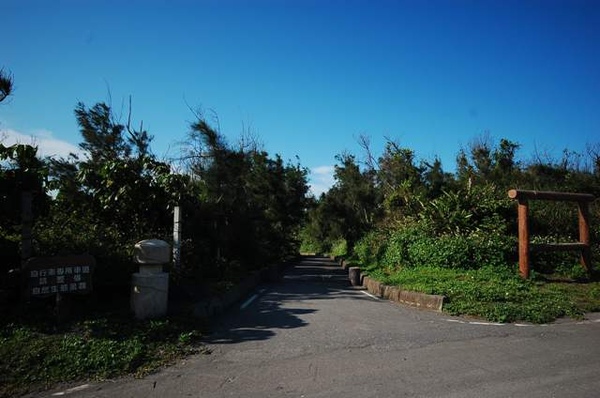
{"left": 373, "top": 222, "right": 513, "bottom": 271}
{"left": 330, "top": 239, "right": 348, "bottom": 257}
{"left": 380, "top": 225, "right": 419, "bottom": 269}
{"left": 353, "top": 230, "right": 388, "bottom": 267}
{"left": 418, "top": 186, "right": 513, "bottom": 237}
{"left": 33, "top": 210, "right": 143, "bottom": 292}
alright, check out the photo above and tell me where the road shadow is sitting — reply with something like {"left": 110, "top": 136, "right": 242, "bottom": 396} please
{"left": 204, "top": 256, "right": 369, "bottom": 344}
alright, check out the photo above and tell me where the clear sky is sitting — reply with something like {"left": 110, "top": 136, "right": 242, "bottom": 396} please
{"left": 2, "top": 0, "right": 599, "bottom": 196}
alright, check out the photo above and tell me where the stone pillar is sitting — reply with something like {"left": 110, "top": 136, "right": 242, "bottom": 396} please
{"left": 131, "top": 239, "right": 170, "bottom": 319}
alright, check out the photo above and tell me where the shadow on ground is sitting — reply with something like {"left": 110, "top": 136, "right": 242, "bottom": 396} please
{"left": 204, "top": 256, "right": 371, "bottom": 344}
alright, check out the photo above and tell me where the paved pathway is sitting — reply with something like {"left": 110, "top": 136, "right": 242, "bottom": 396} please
{"left": 42, "top": 256, "right": 600, "bottom": 398}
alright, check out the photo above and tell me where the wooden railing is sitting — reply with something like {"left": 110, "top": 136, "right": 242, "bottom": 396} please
{"left": 507, "top": 189, "right": 595, "bottom": 279}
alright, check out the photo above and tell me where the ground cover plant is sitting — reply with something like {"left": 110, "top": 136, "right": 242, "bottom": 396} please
{"left": 0, "top": 299, "right": 208, "bottom": 398}
{"left": 362, "top": 263, "right": 600, "bottom": 323}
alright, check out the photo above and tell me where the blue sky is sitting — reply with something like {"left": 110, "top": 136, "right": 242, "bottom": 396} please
{"left": 2, "top": 0, "right": 599, "bottom": 195}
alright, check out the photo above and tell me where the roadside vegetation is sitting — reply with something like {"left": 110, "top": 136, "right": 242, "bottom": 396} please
{"left": 1, "top": 71, "right": 310, "bottom": 395}
{"left": 1, "top": 307, "right": 208, "bottom": 397}
{"left": 300, "top": 136, "right": 600, "bottom": 323}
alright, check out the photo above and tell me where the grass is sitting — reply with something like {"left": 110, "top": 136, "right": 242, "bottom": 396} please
{"left": 0, "top": 294, "right": 209, "bottom": 398}
{"left": 362, "top": 263, "right": 600, "bottom": 324}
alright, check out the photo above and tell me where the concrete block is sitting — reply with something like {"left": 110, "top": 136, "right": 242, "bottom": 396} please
{"left": 398, "top": 290, "right": 445, "bottom": 312}
{"left": 383, "top": 285, "right": 399, "bottom": 301}
{"left": 363, "top": 276, "right": 384, "bottom": 298}
{"left": 361, "top": 275, "right": 445, "bottom": 312}
{"left": 349, "top": 267, "right": 361, "bottom": 286}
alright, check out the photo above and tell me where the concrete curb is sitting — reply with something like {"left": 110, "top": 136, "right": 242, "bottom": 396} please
{"left": 337, "top": 259, "right": 445, "bottom": 312}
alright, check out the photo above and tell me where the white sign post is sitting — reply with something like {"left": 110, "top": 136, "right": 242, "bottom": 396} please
{"left": 173, "top": 206, "right": 182, "bottom": 269}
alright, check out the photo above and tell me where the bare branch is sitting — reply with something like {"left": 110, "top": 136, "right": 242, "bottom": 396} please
{"left": 127, "top": 95, "right": 133, "bottom": 133}
{"left": 357, "top": 134, "right": 376, "bottom": 171}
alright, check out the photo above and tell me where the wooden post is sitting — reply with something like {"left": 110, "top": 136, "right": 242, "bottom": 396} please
{"left": 578, "top": 201, "right": 591, "bottom": 273}
{"left": 518, "top": 199, "right": 530, "bottom": 279}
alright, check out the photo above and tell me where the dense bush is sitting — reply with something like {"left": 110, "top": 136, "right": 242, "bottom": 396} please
{"left": 406, "top": 231, "right": 514, "bottom": 269}
{"left": 357, "top": 223, "right": 514, "bottom": 272}
{"left": 353, "top": 229, "right": 389, "bottom": 267}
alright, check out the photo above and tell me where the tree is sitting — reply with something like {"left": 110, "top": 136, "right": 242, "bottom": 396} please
{"left": 181, "top": 112, "right": 310, "bottom": 276}
{"left": 456, "top": 135, "right": 521, "bottom": 190}
{"left": 49, "top": 102, "right": 181, "bottom": 239}
{"left": 422, "top": 156, "right": 451, "bottom": 199}
{"left": 74, "top": 101, "right": 151, "bottom": 162}
{"left": 375, "top": 141, "right": 425, "bottom": 218}
{"left": 1, "top": 143, "right": 49, "bottom": 283}
{"left": 303, "top": 153, "right": 379, "bottom": 254}
{"left": 0, "top": 68, "right": 13, "bottom": 103}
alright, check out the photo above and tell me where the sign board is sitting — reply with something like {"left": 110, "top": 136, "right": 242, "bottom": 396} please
{"left": 24, "top": 255, "right": 95, "bottom": 298}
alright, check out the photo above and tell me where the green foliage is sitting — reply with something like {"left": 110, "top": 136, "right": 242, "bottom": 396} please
{"left": 177, "top": 113, "right": 310, "bottom": 282}
{"left": 352, "top": 183, "right": 515, "bottom": 272}
{"left": 353, "top": 229, "right": 389, "bottom": 267}
{"left": 298, "top": 218, "right": 325, "bottom": 254}
{"left": 378, "top": 224, "right": 419, "bottom": 269}
{"left": 371, "top": 265, "right": 597, "bottom": 323}
{"left": 28, "top": 100, "right": 311, "bottom": 294}
{"left": 377, "top": 141, "right": 428, "bottom": 217}
{"left": 0, "top": 315, "right": 207, "bottom": 397}
{"left": 330, "top": 153, "right": 380, "bottom": 249}
{"left": 1, "top": 144, "right": 49, "bottom": 224}
{"left": 456, "top": 136, "right": 521, "bottom": 188}
{"left": 300, "top": 153, "right": 380, "bottom": 255}
{"left": 1, "top": 144, "right": 50, "bottom": 281}
{"left": 34, "top": 102, "right": 180, "bottom": 290}
{"left": 372, "top": 224, "right": 513, "bottom": 271}
{"left": 340, "top": 134, "right": 600, "bottom": 324}
{"left": 330, "top": 239, "right": 348, "bottom": 258}
{"left": 408, "top": 232, "right": 513, "bottom": 270}
{"left": 418, "top": 186, "right": 513, "bottom": 235}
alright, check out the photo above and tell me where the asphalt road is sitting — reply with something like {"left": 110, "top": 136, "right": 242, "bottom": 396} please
{"left": 42, "top": 256, "right": 600, "bottom": 398}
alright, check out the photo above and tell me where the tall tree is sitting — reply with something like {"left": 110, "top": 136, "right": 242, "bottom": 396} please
{"left": 0, "top": 68, "right": 13, "bottom": 103}
{"left": 51, "top": 102, "right": 178, "bottom": 240}
{"left": 376, "top": 141, "right": 424, "bottom": 217}
{"left": 183, "top": 113, "right": 310, "bottom": 272}
{"left": 315, "top": 153, "right": 379, "bottom": 252}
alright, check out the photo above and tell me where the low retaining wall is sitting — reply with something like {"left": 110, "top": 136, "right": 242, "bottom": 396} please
{"left": 338, "top": 259, "right": 445, "bottom": 312}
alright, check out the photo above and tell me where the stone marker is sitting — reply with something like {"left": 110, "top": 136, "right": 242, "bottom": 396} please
{"left": 131, "top": 239, "right": 170, "bottom": 319}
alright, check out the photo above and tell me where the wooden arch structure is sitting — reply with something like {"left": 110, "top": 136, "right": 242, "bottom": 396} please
{"left": 508, "top": 189, "right": 594, "bottom": 279}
